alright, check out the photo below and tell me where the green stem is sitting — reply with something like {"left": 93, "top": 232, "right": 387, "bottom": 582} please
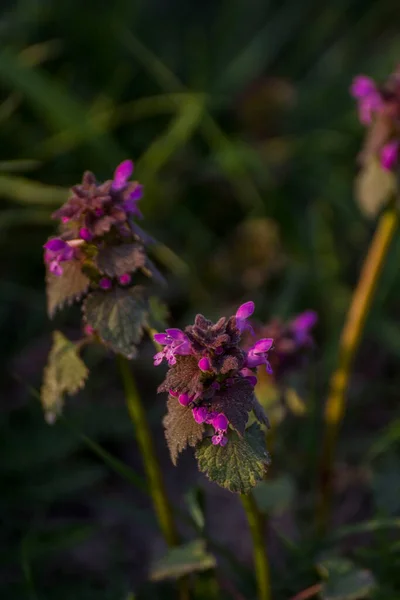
{"left": 240, "top": 492, "right": 271, "bottom": 600}
{"left": 318, "top": 208, "right": 398, "bottom": 533}
{"left": 117, "top": 354, "right": 178, "bottom": 546}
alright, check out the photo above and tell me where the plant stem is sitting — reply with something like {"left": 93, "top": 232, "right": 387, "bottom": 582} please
{"left": 240, "top": 492, "right": 271, "bottom": 600}
{"left": 117, "top": 355, "right": 178, "bottom": 546}
{"left": 318, "top": 208, "right": 398, "bottom": 532}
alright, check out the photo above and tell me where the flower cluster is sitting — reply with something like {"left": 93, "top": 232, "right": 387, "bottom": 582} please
{"left": 245, "top": 310, "right": 317, "bottom": 381}
{"left": 351, "top": 69, "right": 400, "bottom": 171}
{"left": 155, "top": 301, "right": 272, "bottom": 448}
{"left": 43, "top": 160, "right": 146, "bottom": 281}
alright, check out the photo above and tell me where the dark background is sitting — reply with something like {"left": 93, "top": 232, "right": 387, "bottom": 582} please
{"left": 2, "top": 1, "right": 400, "bottom": 598}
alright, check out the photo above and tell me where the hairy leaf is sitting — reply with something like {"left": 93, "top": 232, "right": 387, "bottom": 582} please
{"left": 46, "top": 260, "right": 90, "bottom": 318}
{"left": 41, "top": 331, "right": 88, "bottom": 422}
{"left": 163, "top": 396, "right": 204, "bottom": 465}
{"left": 195, "top": 423, "right": 270, "bottom": 494}
{"left": 209, "top": 377, "right": 255, "bottom": 435}
{"left": 95, "top": 243, "right": 146, "bottom": 277}
{"left": 151, "top": 540, "right": 216, "bottom": 581}
{"left": 355, "top": 156, "right": 395, "bottom": 218}
{"left": 158, "top": 355, "right": 203, "bottom": 398}
{"left": 83, "top": 286, "right": 148, "bottom": 358}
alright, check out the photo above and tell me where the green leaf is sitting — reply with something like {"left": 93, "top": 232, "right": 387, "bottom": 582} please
{"left": 46, "top": 260, "right": 90, "bottom": 318}
{"left": 355, "top": 156, "right": 395, "bottom": 219}
{"left": 253, "top": 475, "right": 295, "bottom": 515}
{"left": 252, "top": 397, "right": 270, "bottom": 428}
{"left": 150, "top": 539, "right": 216, "bottom": 581}
{"left": 83, "top": 286, "right": 148, "bottom": 358}
{"left": 319, "top": 558, "right": 376, "bottom": 600}
{"left": 95, "top": 243, "right": 146, "bottom": 277}
{"left": 41, "top": 331, "right": 89, "bottom": 422}
{"left": 163, "top": 396, "right": 205, "bottom": 465}
{"left": 195, "top": 423, "right": 270, "bottom": 494}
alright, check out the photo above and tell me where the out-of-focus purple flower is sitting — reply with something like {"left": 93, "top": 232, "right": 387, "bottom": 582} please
{"left": 350, "top": 76, "right": 377, "bottom": 99}
{"left": 198, "top": 357, "right": 211, "bottom": 371}
{"left": 236, "top": 301, "right": 255, "bottom": 334}
{"left": 43, "top": 238, "right": 75, "bottom": 276}
{"left": 291, "top": 310, "right": 318, "bottom": 345}
{"left": 119, "top": 273, "right": 131, "bottom": 286}
{"left": 153, "top": 328, "right": 192, "bottom": 366}
{"left": 79, "top": 227, "right": 92, "bottom": 242}
{"left": 112, "top": 159, "right": 134, "bottom": 191}
{"left": 99, "top": 277, "right": 112, "bottom": 290}
{"left": 350, "top": 75, "right": 383, "bottom": 125}
{"left": 381, "top": 141, "right": 399, "bottom": 171}
{"left": 84, "top": 324, "right": 95, "bottom": 336}
{"left": 246, "top": 338, "right": 273, "bottom": 372}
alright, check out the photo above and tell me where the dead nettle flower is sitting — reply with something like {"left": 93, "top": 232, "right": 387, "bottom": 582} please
{"left": 42, "top": 159, "right": 164, "bottom": 356}
{"left": 155, "top": 301, "right": 271, "bottom": 455}
{"left": 350, "top": 69, "right": 400, "bottom": 170}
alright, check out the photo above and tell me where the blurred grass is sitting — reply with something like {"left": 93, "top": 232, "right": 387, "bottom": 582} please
{"left": 2, "top": 0, "right": 400, "bottom": 598}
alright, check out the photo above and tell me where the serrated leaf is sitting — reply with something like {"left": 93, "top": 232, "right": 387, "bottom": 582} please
{"left": 209, "top": 377, "right": 255, "bottom": 435}
{"left": 253, "top": 475, "right": 295, "bottom": 515}
{"left": 150, "top": 540, "right": 216, "bottom": 581}
{"left": 46, "top": 259, "right": 90, "bottom": 318}
{"left": 95, "top": 243, "right": 146, "bottom": 277}
{"left": 252, "top": 397, "right": 270, "bottom": 428}
{"left": 195, "top": 423, "right": 270, "bottom": 494}
{"left": 41, "top": 331, "right": 88, "bottom": 421}
{"left": 163, "top": 396, "right": 204, "bottom": 465}
{"left": 319, "top": 558, "right": 376, "bottom": 600}
{"left": 355, "top": 156, "right": 395, "bottom": 219}
{"left": 83, "top": 286, "right": 148, "bottom": 358}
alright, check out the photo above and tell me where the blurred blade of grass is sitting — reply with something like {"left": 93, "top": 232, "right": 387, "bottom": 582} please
{"left": 135, "top": 96, "right": 204, "bottom": 189}
{"left": 0, "top": 160, "right": 41, "bottom": 172}
{"left": 368, "top": 418, "right": 400, "bottom": 460}
{"left": 0, "top": 47, "right": 123, "bottom": 164}
{"left": 0, "top": 174, "right": 67, "bottom": 205}
{"left": 0, "top": 208, "right": 52, "bottom": 230}
{"left": 331, "top": 518, "right": 400, "bottom": 541}
{"left": 122, "top": 29, "right": 263, "bottom": 211}
{"left": 19, "top": 39, "right": 63, "bottom": 67}
{"left": 213, "top": 0, "right": 307, "bottom": 99}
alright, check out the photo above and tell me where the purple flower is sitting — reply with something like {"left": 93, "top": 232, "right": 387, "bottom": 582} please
{"left": 198, "top": 357, "right": 211, "bottom": 371}
{"left": 290, "top": 310, "right": 318, "bottom": 345}
{"left": 112, "top": 159, "right": 133, "bottom": 191}
{"left": 212, "top": 433, "right": 228, "bottom": 446}
{"left": 246, "top": 338, "right": 273, "bottom": 372}
{"left": 84, "top": 324, "right": 95, "bottom": 335}
{"left": 43, "top": 238, "right": 74, "bottom": 276}
{"left": 192, "top": 406, "right": 208, "bottom": 423}
{"left": 350, "top": 75, "right": 383, "bottom": 126}
{"left": 350, "top": 75, "right": 377, "bottom": 99}
{"left": 236, "top": 301, "right": 255, "bottom": 334}
{"left": 99, "top": 277, "right": 112, "bottom": 290}
{"left": 124, "top": 185, "right": 144, "bottom": 219}
{"left": 212, "top": 413, "right": 228, "bottom": 431}
{"left": 153, "top": 328, "right": 192, "bottom": 366}
{"left": 381, "top": 141, "right": 399, "bottom": 171}
{"left": 119, "top": 273, "right": 131, "bottom": 286}
{"left": 79, "top": 227, "right": 92, "bottom": 242}
{"left": 178, "top": 393, "right": 191, "bottom": 406}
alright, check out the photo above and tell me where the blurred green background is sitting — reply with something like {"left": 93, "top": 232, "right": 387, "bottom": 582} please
{"left": 2, "top": 0, "right": 400, "bottom": 598}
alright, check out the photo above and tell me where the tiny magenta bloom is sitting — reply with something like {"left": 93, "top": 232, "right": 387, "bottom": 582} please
{"left": 119, "top": 273, "right": 131, "bottom": 286}
{"left": 99, "top": 277, "right": 112, "bottom": 290}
